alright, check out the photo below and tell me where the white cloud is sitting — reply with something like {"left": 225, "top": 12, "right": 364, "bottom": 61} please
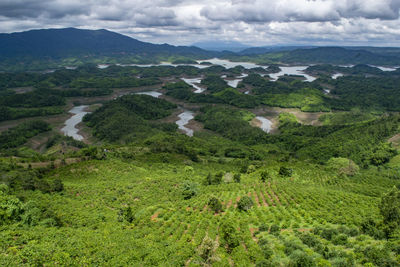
{"left": 0, "top": 0, "right": 400, "bottom": 46}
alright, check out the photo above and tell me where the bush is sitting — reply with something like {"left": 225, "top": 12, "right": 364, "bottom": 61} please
{"left": 361, "top": 246, "right": 395, "bottom": 266}
{"left": 332, "top": 234, "right": 348, "bottom": 246}
{"left": 360, "top": 218, "right": 385, "bottom": 239}
{"left": 208, "top": 197, "right": 223, "bottom": 213}
{"left": 0, "top": 191, "right": 23, "bottom": 225}
{"left": 299, "top": 233, "right": 322, "bottom": 248}
{"left": 288, "top": 250, "right": 316, "bottom": 267}
{"left": 52, "top": 179, "right": 64, "bottom": 192}
{"left": 320, "top": 227, "right": 338, "bottom": 240}
{"left": 259, "top": 224, "right": 269, "bottom": 232}
{"left": 22, "top": 176, "right": 36, "bottom": 191}
{"left": 237, "top": 196, "right": 254, "bottom": 211}
{"left": 204, "top": 172, "right": 224, "bottom": 185}
{"left": 233, "top": 173, "right": 241, "bottom": 183}
{"left": 326, "top": 157, "right": 359, "bottom": 176}
{"left": 240, "top": 165, "right": 248, "bottom": 173}
{"left": 223, "top": 172, "right": 234, "bottom": 183}
{"left": 256, "top": 260, "right": 274, "bottom": 267}
{"left": 197, "top": 234, "right": 220, "bottom": 265}
{"left": 182, "top": 180, "right": 199, "bottom": 200}
{"left": 379, "top": 186, "right": 400, "bottom": 237}
{"left": 269, "top": 224, "right": 280, "bottom": 235}
{"left": 279, "top": 166, "right": 293, "bottom": 177}
{"left": 35, "top": 179, "right": 51, "bottom": 194}
{"left": 118, "top": 206, "right": 134, "bottom": 223}
{"left": 220, "top": 221, "right": 240, "bottom": 252}
{"left": 260, "top": 171, "right": 270, "bottom": 182}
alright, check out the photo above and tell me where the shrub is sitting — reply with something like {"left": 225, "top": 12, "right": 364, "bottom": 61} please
{"left": 332, "top": 234, "right": 348, "bottom": 246}
{"left": 269, "top": 224, "right": 280, "bottom": 235}
{"left": 260, "top": 171, "right": 270, "bottom": 182}
{"left": 279, "top": 166, "right": 293, "bottom": 177}
{"left": 284, "top": 240, "right": 303, "bottom": 256}
{"left": 0, "top": 191, "right": 23, "bottom": 225}
{"left": 360, "top": 218, "right": 385, "bottom": 240}
{"left": 220, "top": 221, "right": 240, "bottom": 252}
{"left": 361, "top": 245, "right": 396, "bottom": 266}
{"left": 288, "top": 250, "right": 316, "bottom": 267}
{"left": 326, "top": 157, "right": 359, "bottom": 176}
{"left": 223, "top": 172, "right": 234, "bottom": 183}
{"left": 379, "top": 186, "right": 400, "bottom": 237}
{"left": 197, "top": 234, "right": 220, "bottom": 265}
{"left": 247, "top": 165, "right": 257, "bottom": 174}
{"left": 208, "top": 197, "right": 223, "bottom": 213}
{"left": 237, "top": 196, "right": 254, "bottom": 211}
{"left": 320, "top": 227, "right": 338, "bottom": 240}
{"left": 256, "top": 260, "right": 274, "bottom": 267}
{"left": 22, "top": 176, "right": 36, "bottom": 191}
{"left": 259, "top": 224, "right": 269, "bottom": 232}
{"left": 182, "top": 181, "right": 199, "bottom": 200}
{"left": 35, "top": 179, "right": 51, "bottom": 194}
{"left": 233, "top": 173, "right": 241, "bottom": 183}
{"left": 204, "top": 173, "right": 223, "bottom": 185}
{"left": 52, "top": 179, "right": 64, "bottom": 192}
{"left": 20, "top": 201, "right": 42, "bottom": 226}
{"left": 240, "top": 165, "right": 248, "bottom": 173}
{"left": 299, "top": 233, "right": 322, "bottom": 248}
{"left": 118, "top": 206, "right": 134, "bottom": 223}
{"left": 261, "top": 246, "right": 273, "bottom": 260}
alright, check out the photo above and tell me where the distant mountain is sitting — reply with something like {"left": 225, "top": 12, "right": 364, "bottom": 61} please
{"left": 238, "top": 46, "right": 315, "bottom": 55}
{"left": 280, "top": 47, "right": 400, "bottom": 65}
{"left": 192, "top": 40, "right": 250, "bottom": 52}
{"left": 0, "top": 28, "right": 213, "bottom": 60}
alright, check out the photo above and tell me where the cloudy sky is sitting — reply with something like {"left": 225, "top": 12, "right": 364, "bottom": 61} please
{"left": 1, "top": 0, "right": 400, "bottom": 46}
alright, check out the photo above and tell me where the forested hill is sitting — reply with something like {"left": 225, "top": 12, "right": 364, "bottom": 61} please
{"left": 229, "top": 46, "right": 400, "bottom": 66}
{"left": 0, "top": 28, "right": 213, "bottom": 59}
{"left": 280, "top": 47, "right": 400, "bottom": 65}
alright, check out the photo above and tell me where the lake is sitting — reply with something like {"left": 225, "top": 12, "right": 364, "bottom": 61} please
{"left": 269, "top": 66, "right": 316, "bottom": 82}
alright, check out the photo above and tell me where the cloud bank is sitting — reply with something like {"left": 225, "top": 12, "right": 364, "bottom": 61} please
{"left": 0, "top": 0, "right": 400, "bottom": 46}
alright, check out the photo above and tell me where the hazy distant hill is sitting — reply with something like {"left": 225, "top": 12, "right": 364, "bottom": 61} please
{"left": 238, "top": 46, "right": 315, "bottom": 55}
{"left": 0, "top": 28, "right": 212, "bottom": 59}
{"left": 225, "top": 46, "right": 400, "bottom": 66}
{"left": 280, "top": 47, "right": 400, "bottom": 65}
{"left": 192, "top": 40, "right": 250, "bottom": 52}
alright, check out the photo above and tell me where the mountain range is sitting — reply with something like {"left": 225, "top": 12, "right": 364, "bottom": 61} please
{"left": 1, "top": 27, "right": 400, "bottom": 70}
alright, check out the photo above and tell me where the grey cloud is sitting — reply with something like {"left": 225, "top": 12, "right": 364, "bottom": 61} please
{"left": 1, "top": 0, "right": 400, "bottom": 46}
{"left": 0, "top": 0, "right": 89, "bottom": 19}
{"left": 200, "top": 0, "right": 400, "bottom": 23}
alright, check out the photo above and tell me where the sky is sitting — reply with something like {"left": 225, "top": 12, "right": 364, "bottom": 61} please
{"left": 1, "top": 0, "right": 400, "bottom": 46}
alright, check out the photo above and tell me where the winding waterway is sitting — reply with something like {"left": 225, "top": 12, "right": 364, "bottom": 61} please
{"left": 61, "top": 105, "right": 90, "bottom": 141}
{"left": 181, "top": 78, "right": 205, "bottom": 93}
{"left": 135, "top": 91, "right": 162, "bottom": 98}
{"left": 255, "top": 116, "right": 273, "bottom": 133}
{"left": 225, "top": 73, "right": 248, "bottom": 88}
{"left": 176, "top": 110, "right": 195, "bottom": 136}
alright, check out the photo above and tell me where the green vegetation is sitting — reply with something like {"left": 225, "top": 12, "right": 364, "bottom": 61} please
{"left": 83, "top": 94, "right": 177, "bottom": 142}
{"left": 0, "top": 120, "right": 50, "bottom": 149}
{"left": 1, "top": 56, "right": 400, "bottom": 266}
